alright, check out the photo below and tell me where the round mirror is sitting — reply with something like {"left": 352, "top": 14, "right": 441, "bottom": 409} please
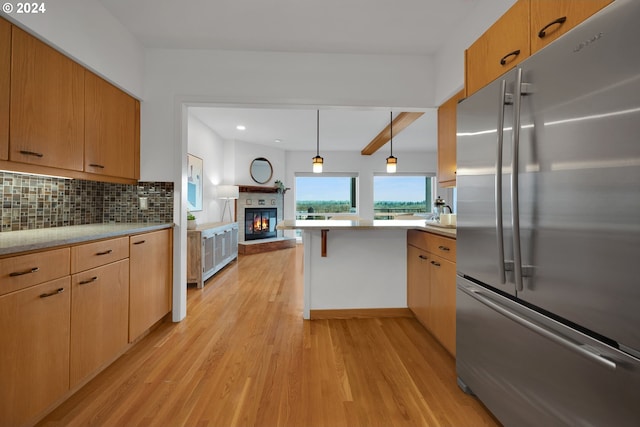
{"left": 250, "top": 157, "right": 273, "bottom": 184}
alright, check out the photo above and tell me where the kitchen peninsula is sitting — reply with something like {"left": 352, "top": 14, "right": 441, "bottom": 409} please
{"left": 277, "top": 219, "right": 455, "bottom": 319}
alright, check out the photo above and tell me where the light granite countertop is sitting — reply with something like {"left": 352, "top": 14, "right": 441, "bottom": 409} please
{"left": 0, "top": 223, "right": 174, "bottom": 256}
{"left": 276, "top": 219, "right": 456, "bottom": 239}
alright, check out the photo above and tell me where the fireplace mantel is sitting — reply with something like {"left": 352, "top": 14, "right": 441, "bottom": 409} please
{"left": 239, "top": 185, "right": 279, "bottom": 194}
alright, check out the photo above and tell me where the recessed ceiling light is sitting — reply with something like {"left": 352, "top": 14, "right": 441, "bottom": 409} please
{"left": 274, "top": 139, "right": 282, "bottom": 143}
{"left": 236, "top": 125, "right": 246, "bottom": 131}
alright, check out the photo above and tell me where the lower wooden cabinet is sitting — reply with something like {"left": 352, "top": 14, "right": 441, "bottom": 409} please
{"left": 407, "top": 230, "right": 457, "bottom": 357}
{"left": 0, "top": 226, "right": 173, "bottom": 425}
{"left": 407, "top": 245, "right": 431, "bottom": 326}
{"left": 70, "top": 259, "right": 130, "bottom": 387}
{"left": 0, "top": 277, "right": 71, "bottom": 427}
{"left": 426, "top": 254, "right": 456, "bottom": 356}
{"left": 129, "top": 229, "right": 172, "bottom": 342}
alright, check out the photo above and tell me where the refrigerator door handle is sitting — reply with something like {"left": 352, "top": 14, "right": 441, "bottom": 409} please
{"left": 511, "top": 68, "right": 524, "bottom": 292}
{"left": 496, "top": 79, "right": 508, "bottom": 284}
{"left": 460, "top": 285, "right": 617, "bottom": 371}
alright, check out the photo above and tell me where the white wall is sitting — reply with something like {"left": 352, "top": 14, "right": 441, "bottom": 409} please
{"left": 230, "top": 140, "right": 286, "bottom": 187}
{"left": 2, "top": 0, "right": 144, "bottom": 98}
{"left": 187, "top": 114, "right": 226, "bottom": 223}
{"left": 433, "top": 0, "right": 517, "bottom": 105}
{"left": 142, "top": 49, "right": 435, "bottom": 182}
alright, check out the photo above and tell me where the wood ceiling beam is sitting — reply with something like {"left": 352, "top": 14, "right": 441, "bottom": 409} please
{"left": 360, "top": 112, "right": 424, "bottom": 155}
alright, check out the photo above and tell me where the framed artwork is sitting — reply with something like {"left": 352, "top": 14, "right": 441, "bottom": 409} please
{"left": 187, "top": 154, "right": 203, "bottom": 211}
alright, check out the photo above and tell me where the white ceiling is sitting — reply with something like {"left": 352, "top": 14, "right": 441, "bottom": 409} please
{"left": 97, "top": 0, "right": 479, "bottom": 152}
{"left": 190, "top": 107, "right": 437, "bottom": 152}
{"left": 97, "top": 0, "right": 480, "bottom": 55}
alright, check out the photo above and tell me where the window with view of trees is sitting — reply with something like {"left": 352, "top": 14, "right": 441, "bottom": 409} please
{"left": 374, "top": 175, "right": 433, "bottom": 219}
{"left": 295, "top": 175, "right": 357, "bottom": 219}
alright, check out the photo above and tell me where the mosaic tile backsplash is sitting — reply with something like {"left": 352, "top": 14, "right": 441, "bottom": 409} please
{"left": 0, "top": 171, "right": 174, "bottom": 232}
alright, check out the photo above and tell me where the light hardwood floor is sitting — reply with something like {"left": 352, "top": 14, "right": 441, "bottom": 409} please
{"left": 38, "top": 246, "right": 499, "bottom": 427}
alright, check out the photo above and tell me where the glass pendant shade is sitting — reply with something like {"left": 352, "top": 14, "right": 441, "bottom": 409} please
{"left": 386, "top": 155, "right": 397, "bottom": 173}
{"left": 312, "top": 155, "right": 323, "bottom": 173}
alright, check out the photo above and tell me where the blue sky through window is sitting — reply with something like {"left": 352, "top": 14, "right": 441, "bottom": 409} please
{"left": 374, "top": 176, "right": 427, "bottom": 202}
{"left": 296, "top": 177, "right": 351, "bottom": 201}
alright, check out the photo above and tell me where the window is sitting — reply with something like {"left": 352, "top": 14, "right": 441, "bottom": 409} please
{"left": 295, "top": 175, "right": 357, "bottom": 219}
{"left": 373, "top": 175, "right": 433, "bottom": 219}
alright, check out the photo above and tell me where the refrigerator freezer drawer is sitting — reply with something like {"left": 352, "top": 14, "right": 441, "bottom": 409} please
{"left": 456, "top": 276, "right": 640, "bottom": 427}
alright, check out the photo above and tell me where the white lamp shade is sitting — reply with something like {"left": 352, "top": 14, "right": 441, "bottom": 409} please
{"left": 217, "top": 185, "right": 239, "bottom": 199}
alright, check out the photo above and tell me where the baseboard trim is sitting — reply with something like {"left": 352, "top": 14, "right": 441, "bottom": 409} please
{"left": 309, "top": 308, "right": 413, "bottom": 320}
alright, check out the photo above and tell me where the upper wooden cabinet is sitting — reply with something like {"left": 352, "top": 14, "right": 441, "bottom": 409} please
{"left": 85, "top": 72, "right": 139, "bottom": 180}
{"left": 530, "top": 0, "right": 613, "bottom": 53}
{"left": 437, "top": 90, "right": 465, "bottom": 187}
{"left": 10, "top": 27, "right": 84, "bottom": 171}
{"left": 0, "top": 18, "right": 10, "bottom": 161}
{"left": 1, "top": 21, "right": 140, "bottom": 183}
{"left": 465, "top": 0, "right": 530, "bottom": 97}
{"left": 466, "top": 0, "right": 614, "bottom": 97}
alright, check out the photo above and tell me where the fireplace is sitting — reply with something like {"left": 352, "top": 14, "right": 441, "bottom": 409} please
{"left": 245, "top": 208, "right": 277, "bottom": 241}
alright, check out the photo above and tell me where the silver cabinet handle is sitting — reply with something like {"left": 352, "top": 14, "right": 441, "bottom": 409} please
{"left": 40, "top": 288, "right": 65, "bottom": 298}
{"left": 96, "top": 249, "right": 113, "bottom": 256}
{"left": 79, "top": 276, "right": 98, "bottom": 285}
{"left": 438, "top": 245, "right": 450, "bottom": 252}
{"left": 9, "top": 267, "right": 39, "bottom": 277}
{"left": 511, "top": 68, "right": 524, "bottom": 292}
{"left": 461, "top": 285, "right": 617, "bottom": 370}
{"left": 496, "top": 79, "right": 508, "bottom": 285}
{"left": 418, "top": 255, "right": 428, "bottom": 260}
{"left": 431, "top": 261, "right": 441, "bottom": 267}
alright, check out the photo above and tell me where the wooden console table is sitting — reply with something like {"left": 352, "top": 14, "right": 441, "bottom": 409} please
{"left": 187, "top": 222, "right": 238, "bottom": 288}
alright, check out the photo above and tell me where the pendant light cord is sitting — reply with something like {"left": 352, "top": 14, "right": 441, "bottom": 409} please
{"left": 316, "top": 110, "right": 320, "bottom": 156}
{"left": 390, "top": 111, "right": 393, "bottom": 156}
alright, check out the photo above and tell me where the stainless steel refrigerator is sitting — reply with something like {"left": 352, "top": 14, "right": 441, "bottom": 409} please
{"left": 456, "top": 1, "right": 640, "bottom": 425}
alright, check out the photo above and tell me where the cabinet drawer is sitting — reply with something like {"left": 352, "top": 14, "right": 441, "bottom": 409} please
{"left": 427, "top": 234, "right": 456, "bottom": 263}
{"left": 71, "top": 237, "right": 129, "bottom": 273}
{"left": 0, "top": 247, "right": 70, "bottom": 296}
{"left": 407, "top": 229, "right": 430, "bottom": 252}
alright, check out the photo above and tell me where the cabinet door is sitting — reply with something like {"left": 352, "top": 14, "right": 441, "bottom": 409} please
{"left": 530, "top": 0, "right": 613, "bottom": 53}
{"left": 0, "top": 18, "right": 9, "bottom": 161}
{"left": 0, "top": 277, "right": 71, "bottom": 427}
{"left": 465, "top": 0, "right": 530, "bottom": 96}
{"left": 85, "top": 72, "right": 137, "bottom": 179}
{"left": 129, "top": 229, "right": 172, "bottom": 342}
{"left": 70, "top": 259, "right": 130, "bottom": 386}
{"left": 407, "top": 244, "right": 431, "bottom": 329}
{"left": 203, "top": 234, "right": 215, "bottom": 274}
{"left": 10, "top": 27, "right": 84, "bottom": 171}
{"left": 428, "top": 255, "right": 457, "bottom": 357}
{"left": 437, "top": 90, "right": 465, "bottom": 187}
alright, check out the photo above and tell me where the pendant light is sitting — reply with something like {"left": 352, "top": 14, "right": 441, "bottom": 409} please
{"left": 386, "top": 111, "right": 397, "bottom": 173}
{"left": 312, "top": 109, "right": 323, "bottom": 173}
